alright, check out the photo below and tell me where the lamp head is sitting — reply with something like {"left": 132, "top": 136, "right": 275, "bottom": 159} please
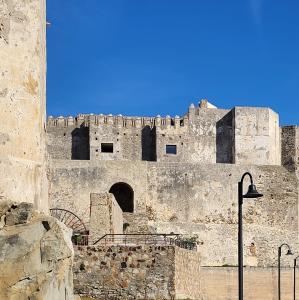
{"left": 287, "top": 249, "right": 293, "bottom": 256}
{"left": 243, "top": 184, "right": 263, "bottom": 199}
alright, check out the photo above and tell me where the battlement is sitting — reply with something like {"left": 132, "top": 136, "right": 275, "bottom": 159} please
{"left": 46, "top": 99, "right": 220, "bottom": 129}
{"left": 46, "top": 101, "right": 282, "bottom": 166}
{"left": 47, "top": 113, "right": 188, "bottom": 129}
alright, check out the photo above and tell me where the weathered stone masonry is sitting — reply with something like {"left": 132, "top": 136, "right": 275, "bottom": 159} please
{"left": 47, "top": 101, "right": 281, "bottom": 166}
{"left": 47, "top": 101, "right": 299, "bottom": 268}
{"left": 74, "top": 245, "right": 201, "bottom": 300}
{"left": 47, "top": 99, "right": 299, "bottom": 299}
{"left": 0, "top": 0, "right": 48, "bottom": 211}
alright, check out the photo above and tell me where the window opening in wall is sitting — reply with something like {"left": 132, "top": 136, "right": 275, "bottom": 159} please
{"left": 166, "top": 145, "right": 177, "bottom": 155}
{"left": 101, "top": 143, "right": 113, "bottom": 153}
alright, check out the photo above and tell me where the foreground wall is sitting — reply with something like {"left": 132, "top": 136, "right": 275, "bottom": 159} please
{"left": 74, "top": 245, "right": 176, "bottom": 299}
{"left": 0, "top": 0, "right": 48, "bottom": 211}
{"left": 0, "top": 201, "right": 74, "bottom": 300}
{"left": 73, "top": 245, "right": 201, "bottom": 300}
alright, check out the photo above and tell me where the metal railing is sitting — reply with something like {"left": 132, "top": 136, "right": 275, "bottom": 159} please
{"left": 72, "top": 233, "right": 197, "bottom": 251}
{"left": 73, "top": 233, "right": 196, "bottom": 251}
{"left": 93, "top": 233, "right": 179, "bottom": 245}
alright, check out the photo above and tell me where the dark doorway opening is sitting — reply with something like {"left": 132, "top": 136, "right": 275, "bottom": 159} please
{"left": 109, "top": 182, "right": 134, "bottom": 213}
{"left": 71, "top": 125, "right": 90, "bottom": 160}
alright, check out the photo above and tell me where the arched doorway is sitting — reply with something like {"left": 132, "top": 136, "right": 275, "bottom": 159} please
{"left": 109, "top": 182, "right": 134, "bottom": 213}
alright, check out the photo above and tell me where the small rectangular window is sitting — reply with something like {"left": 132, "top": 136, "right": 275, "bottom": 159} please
{"left": 166, "top": 145, "right": 177, "bottom": 155}
{"left": 101, "top": 143, "right": 113, "bottom": 153}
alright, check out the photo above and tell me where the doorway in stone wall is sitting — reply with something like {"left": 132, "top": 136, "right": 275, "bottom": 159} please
{"left": 109, "top": 182, "right": 134, "bottom": 213}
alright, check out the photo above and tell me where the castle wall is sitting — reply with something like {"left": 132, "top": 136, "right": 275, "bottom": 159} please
{"left": 47, "top": 105, "right": 282, "bottom": 166}
{"left": 281, "top": 126, "right": 299, "bottom": 174}
{"left": 47, "top": 121, "right": 89, "bottom": 160}
{"left": 49, "top": 160, "right": 148, "bottom": 223}
{"left": 234, "top": 107, "right": 281, "bottom": 166}
{"left": 89, "top": 121, "right": 142, "bottom": 161}
{"left": 49, "top": 160, "right": 299, "bottom": 267}
{"left": 147, "top": 162, "right": 298, "bottom": 266}
{"left": 0, "top": 0, "right": 48, "bottom": 211}
{"left": 186, "top": 107, "right": 230, "bottom": 163}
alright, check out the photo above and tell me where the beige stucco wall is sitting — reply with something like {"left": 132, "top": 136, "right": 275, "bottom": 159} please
{"left": 175, "top": 247, "right": 201, "bottom": 299}
{"left": 0, "top": 0, "right": 48, "bottom": 211}
{"left": 201, "top": 267, "right": 298, "bottom": 300}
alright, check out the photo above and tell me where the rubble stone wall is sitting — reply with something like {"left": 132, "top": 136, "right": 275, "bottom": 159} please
{"left": 73, "top": 245, "right": 176, "bottom": 300}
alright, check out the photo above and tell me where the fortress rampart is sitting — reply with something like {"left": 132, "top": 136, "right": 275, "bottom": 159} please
{"left": 47, "top": 100, "right": 299, "bottom": 267}
{"left": 47, "top": 100, "right": 281, "bottom": 165}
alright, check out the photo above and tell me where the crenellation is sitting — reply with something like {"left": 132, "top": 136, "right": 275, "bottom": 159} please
{"left": 46, "top": 101, "right": 288, "bottom": 166}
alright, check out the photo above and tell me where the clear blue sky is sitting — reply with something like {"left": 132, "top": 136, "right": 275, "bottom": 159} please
{"left": 47, "top": 0, "right": 299, "bottom": 125}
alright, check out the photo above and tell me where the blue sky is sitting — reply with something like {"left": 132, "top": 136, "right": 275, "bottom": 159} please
{"left": 47, "top": 0, "right": 299, "bottom": 125}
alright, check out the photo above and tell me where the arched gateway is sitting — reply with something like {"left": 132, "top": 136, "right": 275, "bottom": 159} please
{"left": 109, "top": 182, "right": 134, "bottom": 213}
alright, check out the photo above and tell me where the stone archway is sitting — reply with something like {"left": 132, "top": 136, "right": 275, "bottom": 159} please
{"left": 109, "top": 182, "right": 134, "bottom": 213}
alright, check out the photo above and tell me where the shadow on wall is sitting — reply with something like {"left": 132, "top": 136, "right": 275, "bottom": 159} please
{"left": 71, "top": 126, "right": 90, "bottom": 160}
{"left": 142, "top": 126, "right": 157, "bottom": 161}
{"left": 216, "top": 111, "right": 234, "bottom": 163}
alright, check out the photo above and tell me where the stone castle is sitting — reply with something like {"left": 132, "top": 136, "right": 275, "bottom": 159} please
{"left": 47, "top": 99, "right": 281, "bottom": 165}
{"left": 2, "top": 0, "right": 299, "bottom": 298}
{"left": 47, "top": 100, "right": 299, "bottom": 267}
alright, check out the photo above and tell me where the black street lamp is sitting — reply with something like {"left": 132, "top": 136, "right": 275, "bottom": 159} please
{"left": 293, "top": 255, "right": 299, "bottom": 300}
{"left": 238, "top": 172, "right": 263, "bottom": 300}
{"left": 278, "top": 243, "right": 293, "bottom": 300}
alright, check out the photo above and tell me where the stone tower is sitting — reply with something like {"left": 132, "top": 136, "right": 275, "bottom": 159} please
{"left": 0, "top": 0, "right": 48, "bottom": 211}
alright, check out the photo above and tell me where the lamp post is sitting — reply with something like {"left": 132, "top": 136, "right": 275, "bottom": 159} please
{"left": 278, "top": 243, "right": 293, "bottom": 300}
{"left": 238, "top": 172, "right": 263, "bottom": 300}
{"left": 294, "top": 256, "right": 299, "bottom": 300}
